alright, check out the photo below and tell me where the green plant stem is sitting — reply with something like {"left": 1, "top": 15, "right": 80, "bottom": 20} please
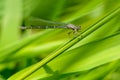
{"left": 17, "top": 7, "right": 120, "bottom": 80}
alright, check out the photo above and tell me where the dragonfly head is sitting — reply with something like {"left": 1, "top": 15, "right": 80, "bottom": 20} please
{"left": 66, "top": 24, "right": 81, "bottom": 32}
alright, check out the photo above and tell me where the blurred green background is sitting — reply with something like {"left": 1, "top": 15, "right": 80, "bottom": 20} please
{"left": 0, "top": 0, "right": 120, "bottom": 80}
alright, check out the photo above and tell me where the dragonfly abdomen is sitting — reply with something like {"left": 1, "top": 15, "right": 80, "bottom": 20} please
{"left": 20, "top": 25, "right": 67, "bottom": 29}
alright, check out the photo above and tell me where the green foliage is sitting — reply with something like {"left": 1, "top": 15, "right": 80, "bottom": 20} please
{"left": 0, "top": 0, "right": 120, "bottom": 80}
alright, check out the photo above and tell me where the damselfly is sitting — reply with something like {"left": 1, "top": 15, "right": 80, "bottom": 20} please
{"left": 20, "top": 17, "right": 81, "bottom": 33}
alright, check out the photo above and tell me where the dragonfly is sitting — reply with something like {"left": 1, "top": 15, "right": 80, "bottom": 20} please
{"left": 20, "top": 17, "right": 81, "bottom": 33}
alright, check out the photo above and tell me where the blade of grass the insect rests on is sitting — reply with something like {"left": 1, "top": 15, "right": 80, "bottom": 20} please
{"left": 0, "top": 0, "right": 22, "bottom": 47}
{"left": 8, "top": 7, "right": 120, "bottom": 80}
